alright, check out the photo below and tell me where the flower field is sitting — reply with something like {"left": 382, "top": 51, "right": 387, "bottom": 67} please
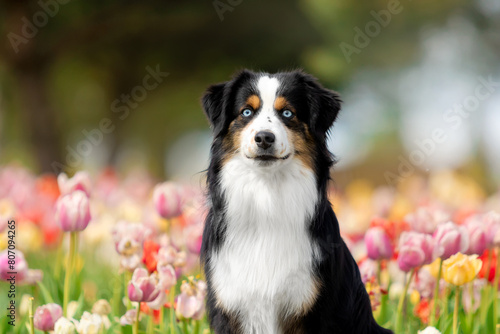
{"left": 0, "top": 165, "right": 499, "bottom": 334}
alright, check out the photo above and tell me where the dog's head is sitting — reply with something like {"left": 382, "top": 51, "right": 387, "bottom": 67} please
{"left": 202, "top": 70, "right": 341, "bottom": 172}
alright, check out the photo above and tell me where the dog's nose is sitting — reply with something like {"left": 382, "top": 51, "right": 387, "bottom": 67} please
{"left": 255, "top": 131, "right": 275, "bottom": 149}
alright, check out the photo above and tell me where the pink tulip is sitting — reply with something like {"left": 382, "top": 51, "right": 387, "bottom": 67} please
{"left": 404, "top": 206, "right": 450, "bottom": 234}
{"left": 484, "top": 211, "right": 500, "bottom": 247}
{"left": 433, "top": 222, "right": 469, "bottom": 260}
{"left": 157, "top": 246, "right": 187, "bottom": 268}
{"left": 359, "top": 259, "right": 378, "bottom": 284}
{"left": 397, "top": 232, "right": 434, "bottom": 272}
{"left": 464, "top": 216, "right": 488, "bottom": 255}
{"left": 185, "top": 223, "right": 203, "bottom": 254}
{"left": 365, "top": 227, "right": 393, "bottom": 260}
{"left": 153, "top": 182, "right": 183, "bottom": 219}
{"left": 55, "top": 190, "right": 91, "bottom": 231}
{"left": 0, "top": 250, "right": 42, "bottom": 285}
{"left": 112, "top": 221, "right": 152, "bottom": 271}
{"left": 176, "top": 279, "right": 207, "bottom": 320}
{"left": 127, "top": 268, "right": 165, "bottom": 309}
{"left": 158, "top": 264, "right": 177, "bottom": 290}
{"left": 57, "top": 172, "right": 92, "bottom": 197}
{"left": 34, "top": 303, "right": 62, "bottom": 331}
{"left": 120, "top": 309, "right": 139, "bottom": 326}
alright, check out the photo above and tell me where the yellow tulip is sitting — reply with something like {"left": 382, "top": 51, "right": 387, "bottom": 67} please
{"left": 425, "top": 257, "right": 443, "bottom": 279}
{"left": 442, "top": 253, "right": 482, "bottom": 286}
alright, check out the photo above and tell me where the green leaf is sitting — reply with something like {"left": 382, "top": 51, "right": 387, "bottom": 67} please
{"left": 36, "top": 281, "right": 54, "bottom": 304}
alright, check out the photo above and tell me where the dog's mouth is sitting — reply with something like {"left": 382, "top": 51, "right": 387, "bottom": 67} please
{"left": 245, "top": 154, "right": 290, "bottom": 162}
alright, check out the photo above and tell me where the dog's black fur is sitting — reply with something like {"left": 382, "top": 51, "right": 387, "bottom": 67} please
{"left": 200, "top": 69, "right": 393, "bottom": 334}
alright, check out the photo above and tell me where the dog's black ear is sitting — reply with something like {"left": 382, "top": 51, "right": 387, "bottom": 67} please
{"left": 202, "top": 70, "right": 255, "bottom": 137}
{"left": 300, "top": 73, "right": 342, "bottom": 139}
{"left": 202, "top": 82, "right": 227, "bottom": 137}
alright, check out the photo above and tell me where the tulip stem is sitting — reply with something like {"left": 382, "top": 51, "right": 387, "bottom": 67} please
{"left": 396, "top": 269, "right": 414, "bottom": 334}
{"left": 28, "top": 297, "right": 34, "bottom": 334}
{"left": 160, "top": 306, "right": 165, "bottom": 333}
{"left": 133, "top": 302, "right": 140, "bottom": 334}
{"left": 63, "top": 232, "right": 77, "bottom": 316}
{"left": 453, "top": 286, "right": 460, "bottom": 334}
{"left": 430, "top": 258, "right": 443, "bottom": 326}
{"left": 193, "top": 319, "right": 200, "bottom": 334}
{"left": 170, "top": 288, "right": 176, "bottom": 334}
{"left": 494, "top": 247, "right": 500, "bottom": 330}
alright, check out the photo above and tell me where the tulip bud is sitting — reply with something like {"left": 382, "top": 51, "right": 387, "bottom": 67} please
{"left": 153, "top": 182, "right": 183, "bottom": 219}
{"left": 34, "top": 303, "right": 63, "bottom": 331}
{"left": 365, "top": 227, "right": 393, "bottom": 260}
{"left": 56, "top": 190, "right": 91, "bottom": 232}
{"left": 397, "top": 232, "right": 434, "bottom": 272}
{"left": 75, "top": 312, "right": 103, "bottom": 334}
{"left": 91, "top": 299, "right": 112, "bottom": 316}
{"left": 464, "top": 216, "right": 488, "bottom": 255}
{"left": 54, "top": 317, "right": 76, "bottom": 334}
{"left": 433, "top": 222, "right": 469, "bottom": 260}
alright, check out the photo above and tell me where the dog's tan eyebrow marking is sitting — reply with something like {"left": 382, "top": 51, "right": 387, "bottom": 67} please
{"left": 244, "top": 94, "right": 260, "bottom": 110}
{"left": 274, "top": 96, "right": 291, "bottom": 111}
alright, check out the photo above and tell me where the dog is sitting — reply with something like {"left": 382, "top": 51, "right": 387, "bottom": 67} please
{"left": 200, "top": 69, "right": 393, "bottom": 334}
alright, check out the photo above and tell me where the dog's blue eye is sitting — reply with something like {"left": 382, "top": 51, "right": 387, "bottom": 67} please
{"left": 242, "top": 109, "right": 253, "bottom": 117}
{"left": 282, "top": 110, "right": 293, "bottom": 118}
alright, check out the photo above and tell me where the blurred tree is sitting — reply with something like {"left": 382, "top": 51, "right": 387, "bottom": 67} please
{"left": 0, "top": 0, "right": 496, "bottom": 176}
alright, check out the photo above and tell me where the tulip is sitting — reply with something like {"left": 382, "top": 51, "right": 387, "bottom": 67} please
{"left": 442, "top": 253, "right": 482, "bottom": 334}
{"left": 158, "top": 263, "right": 177, "bottom": 290}
{"left": 176, "top": 279, "right": 207, "bottom": 320}
{"left": 432, "top": 222, "right": 469, "bottom": 260}
{"left": 157, "top": 246, "right": 187, "bottom": 268}
{"left": 57, "top": 192, "right": 90, "bottom": 316}
{"left": 112, "top": 221, "right": 152, "bottom": 271}
{"left": 365, "top": 227, "right": 393, "bottom": 260}
{"left": 34, "top": 303, "right": 63, "bottom": 331}
{"left": 405, "top": 206, "right": 450, "bottom": 234}
{"left": 397, "top": 232, "right": 434, "bottom": 272}
{"left": 359, "top": 259, "right": 378, "bottom": 284}
{"left": 54, "top": 317, "right": 76, "bottom": 334}
{"left": 418, "top": 327, "right": 441, "bottom": 334}
{"left": 120, "top": 309, "right": 139, "bottom": 326}
{"left": 153, "top": 182, "right": 183, "bottom": 219}
{"left": 442, "top": 253, "right": 482, "bottom": 286}
{"left": 484, "top": 211, "right": 500, "bottom": 247}
{"left": 75, "top": 312, "right": 103, "bottom": 334}
{"left": 55, "top": 190, "right": 91, "bottom": 232}
{"left": 411, "top": 267, "right": 436, "bottom": 299}
{"left": 58, "top": 171, "right": 91, "bottom": 197}
{"left": 464, "top": 216, "right": 488, "bottom": 255}
{"left": 91, "top": 299, "right": 112, "bottom": 316}
{"left": 0, "top": 250, "right": 42, "bottom": 285}
{"left": 128, "top": 268, "right": 163, "bottom": 303}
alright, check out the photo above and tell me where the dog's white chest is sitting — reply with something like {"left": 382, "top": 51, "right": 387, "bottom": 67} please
{"left": 210, "top": 158, "right": 320, "bottom": 334}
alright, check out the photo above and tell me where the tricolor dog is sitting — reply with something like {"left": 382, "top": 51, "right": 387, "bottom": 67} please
{"left": 201, "top": 70, "right": 392, "bottom": 334}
